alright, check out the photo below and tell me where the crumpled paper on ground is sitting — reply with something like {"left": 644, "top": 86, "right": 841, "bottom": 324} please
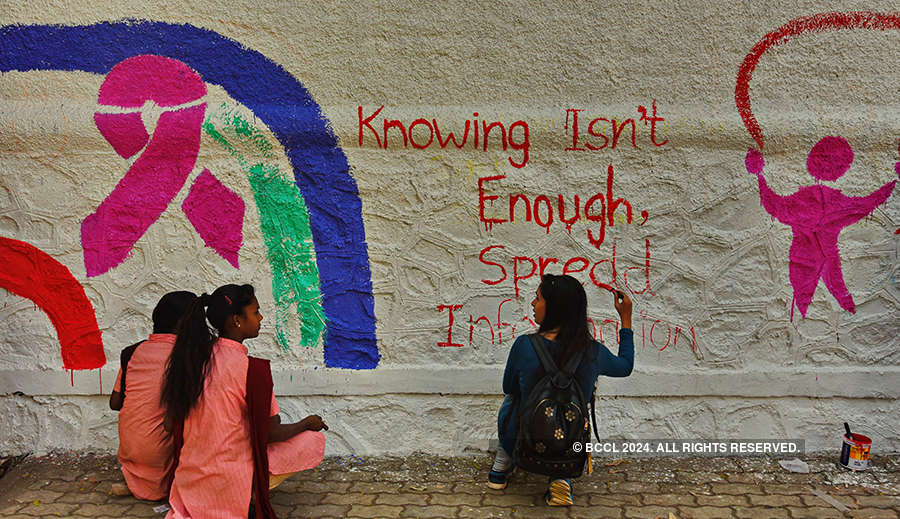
{"left": 778, "top": 458, "right": 810, "bottom": 473}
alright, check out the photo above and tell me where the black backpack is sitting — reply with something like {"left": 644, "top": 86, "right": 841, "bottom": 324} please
{"left": 513, "top": 334, "right": 598, "bottom": 478}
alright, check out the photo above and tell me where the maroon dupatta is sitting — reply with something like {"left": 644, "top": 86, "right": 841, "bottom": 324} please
{"left": 247, "top": 356, "right": 277, "bottom": 519}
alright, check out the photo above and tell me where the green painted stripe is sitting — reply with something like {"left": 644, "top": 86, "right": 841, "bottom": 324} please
{"left": 203, "top": 102, "right": 326, "bottom": 350}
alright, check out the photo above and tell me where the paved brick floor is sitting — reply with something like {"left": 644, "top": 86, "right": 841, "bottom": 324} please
{"left": 0, "top": 453, "right": 897, "bottom": 518}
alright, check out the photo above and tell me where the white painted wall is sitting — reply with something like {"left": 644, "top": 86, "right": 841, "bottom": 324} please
{"left": 1, "top": 1, "right": 898, "bottom": 456}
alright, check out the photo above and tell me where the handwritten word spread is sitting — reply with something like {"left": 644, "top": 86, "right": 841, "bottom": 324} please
{"left": 479, "top": 238, "right": 653, "bottom": 298}
{"left": 425, "top": 102, "right": 669, "bottom": 350}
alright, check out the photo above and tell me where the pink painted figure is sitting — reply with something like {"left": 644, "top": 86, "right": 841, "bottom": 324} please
{"left": 745, "top": 136, "right": 898, "bottom": 318}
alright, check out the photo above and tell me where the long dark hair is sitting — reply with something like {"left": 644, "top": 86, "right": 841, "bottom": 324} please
{"left": 537, "top": 274, "right": 591, "bottom": 367}
{"left": 161, "top": 284, "right": 256, "bottom": 424}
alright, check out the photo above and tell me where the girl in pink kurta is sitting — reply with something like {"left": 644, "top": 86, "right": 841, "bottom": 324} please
{"left": 109, "top": 291, "right": 196, "bottom": 501}
{"left": 161, "top": 284, "right": 327, "bottom": 519}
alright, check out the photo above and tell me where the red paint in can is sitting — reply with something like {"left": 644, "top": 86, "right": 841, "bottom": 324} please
{"left": 839, "top": 433, "right": 871, "bottom": 471}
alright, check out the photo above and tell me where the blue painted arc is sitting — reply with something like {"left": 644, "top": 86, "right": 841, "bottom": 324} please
{"left": 0, "top": 21, "right": 379, "bottom": 369}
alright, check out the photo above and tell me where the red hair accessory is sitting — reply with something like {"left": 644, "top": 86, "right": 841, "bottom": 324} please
{"left": 224, "top": 295, "right": 232, "bottom": 305}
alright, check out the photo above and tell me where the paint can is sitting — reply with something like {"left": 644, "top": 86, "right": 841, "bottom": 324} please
{"left": 839, "top": 433, "right": 871, "bottom": 471}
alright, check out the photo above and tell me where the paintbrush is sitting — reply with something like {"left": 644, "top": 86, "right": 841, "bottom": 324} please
{"left": 844, "top": 422, "right": 854, "bottom": 441}
{"left": 604, "top": 286, "right": 626, "bottom": 304}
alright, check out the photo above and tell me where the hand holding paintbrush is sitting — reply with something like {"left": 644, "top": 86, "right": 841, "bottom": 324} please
{"left": 611, "top": 289, "right": 633, "bottom": 329}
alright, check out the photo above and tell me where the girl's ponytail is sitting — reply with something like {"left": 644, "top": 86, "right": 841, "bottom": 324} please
{"left": 161, "top": 293, "right": 216, "bottom": 425}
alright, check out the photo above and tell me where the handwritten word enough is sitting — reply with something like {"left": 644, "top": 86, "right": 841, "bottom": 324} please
{"left": 358, "top": 106, "right": 530, "bottom": 168}
{"left": 479, "top": 238, "right": 653, "bottom": 298}
{"left": 478, "top": 165, "right": 647, "bottom": 248}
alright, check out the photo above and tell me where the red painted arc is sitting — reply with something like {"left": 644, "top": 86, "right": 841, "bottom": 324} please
{"left": 736, "top": 11, "right": 900, "bottom": 150}
{"left": 0, "top": 237, "right": 106, "bottom": 370}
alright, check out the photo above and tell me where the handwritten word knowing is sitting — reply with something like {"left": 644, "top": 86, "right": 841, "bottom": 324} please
{"left": 358, "top": 106, "right": 530, "bottom": 168}
{"left": 479, "top": 238, "right": 653, "bottom": 298}
{"left": 356, "top": 101, "right": 670, "bottom": 169}
{"left": 478, "top": 165, "right": 648, "bottom": 248}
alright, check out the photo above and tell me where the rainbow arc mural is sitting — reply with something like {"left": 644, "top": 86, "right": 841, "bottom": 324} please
{"left": 0, "top": 21, "right": 379, "bottom": 369}
{"left": 0, "top": 237, "right": 106, "bottom": 370}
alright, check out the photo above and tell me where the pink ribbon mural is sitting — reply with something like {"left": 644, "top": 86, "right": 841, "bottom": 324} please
{"left": 84, "top": 55, "right": 245, "bottom": 277}
{"left": 736, "top": 11, "right": 900, "bottom": 319}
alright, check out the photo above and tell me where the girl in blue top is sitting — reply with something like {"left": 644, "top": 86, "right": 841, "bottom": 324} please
{"left": 489, "top": 274, "right": 635, "bottom": 506}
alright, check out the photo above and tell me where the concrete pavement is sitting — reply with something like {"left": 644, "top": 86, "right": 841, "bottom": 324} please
{"left": 0, "top": 453, "right": 897, "bottom": 518}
